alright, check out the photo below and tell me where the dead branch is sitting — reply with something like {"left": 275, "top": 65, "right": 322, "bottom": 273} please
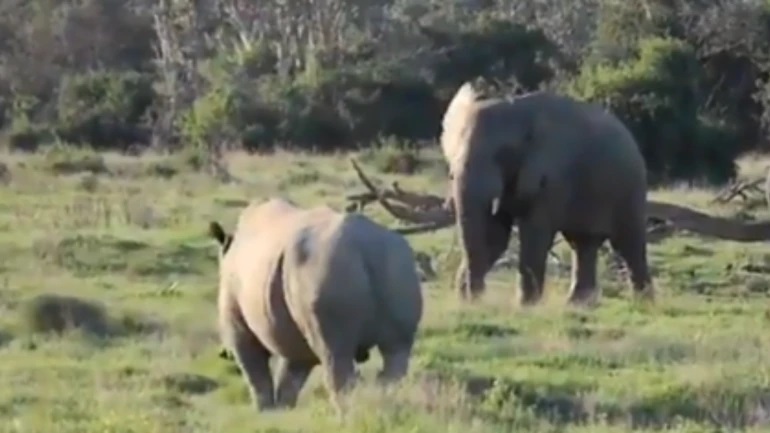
{"left": 348, "top": 158, "right": 453, "bottom": 229}
{"left": 347, "top": 159, "right": 770, "bottom": 243}
{"left": 711, "top": 177, "right": 765, "bottom": 204}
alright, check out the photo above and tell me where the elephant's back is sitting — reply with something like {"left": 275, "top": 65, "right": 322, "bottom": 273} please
{"left": 556, "top": 101, "right": 648, "bottom": 231}
{"left": 568, "top": 101, "right": 647, "bottom": 186}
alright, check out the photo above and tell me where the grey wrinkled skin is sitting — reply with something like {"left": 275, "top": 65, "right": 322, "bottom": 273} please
{"left": 208, "top": 197, "right": 423, "bottom": 412}
{"left": 441, "top": 82, "right": 655, "bottom": 307}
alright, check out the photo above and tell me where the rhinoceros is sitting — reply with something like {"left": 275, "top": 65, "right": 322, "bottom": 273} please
{"left": 208, "top": 197, "right": 423, "bottom": 411}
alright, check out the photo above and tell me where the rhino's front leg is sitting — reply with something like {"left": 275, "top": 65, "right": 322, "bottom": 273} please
{"left": 229, "top": 330, "right": 275, "bottom": 410}
{"left": 221, "top": 310, "right": 276, "bottom": 410}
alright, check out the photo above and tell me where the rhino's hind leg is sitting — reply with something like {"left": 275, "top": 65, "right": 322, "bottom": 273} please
{"left": 306, "top": 321, "right": 359, "bottom": 413}
{"left": 376, "top": 345, "right": 412, "bottom": 385}
{"left": 326, "top": 352, "right": 356, "bottom": 392}
{"left": 274, "top": 359, "right": 315, "bottom": 409}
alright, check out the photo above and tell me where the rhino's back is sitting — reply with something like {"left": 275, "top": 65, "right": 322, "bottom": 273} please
{"left": 233, "top": 197, "right": 302, "bottom": 236}
{"left": 325, "top": 213, "right": 423, "bottom": 344}
{"left": 278, "top": 210, "right": 386, "bottom": 353}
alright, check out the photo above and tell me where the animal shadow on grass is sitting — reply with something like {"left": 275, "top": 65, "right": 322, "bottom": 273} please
{"left": 18, "top": 293, "right": 164, "bottom": 344}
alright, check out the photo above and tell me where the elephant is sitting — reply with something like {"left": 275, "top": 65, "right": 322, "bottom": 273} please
{"left": 440, "top": 81, "right": 655, "bottom": 307}
{"left": 208, "top": 197, "right": 423, "bottom": 412}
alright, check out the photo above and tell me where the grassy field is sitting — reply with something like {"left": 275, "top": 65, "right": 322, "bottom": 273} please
{"left": 1, "top": 145, "right": 770, "bottom": 433}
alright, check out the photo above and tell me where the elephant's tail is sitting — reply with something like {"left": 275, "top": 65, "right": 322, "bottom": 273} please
{"left": 441, "top": 82, "right": 480, "bottom": 169}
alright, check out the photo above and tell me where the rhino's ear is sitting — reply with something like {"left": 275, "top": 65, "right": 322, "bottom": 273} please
{"left": 208, "top": 221, "right": 228, "bottom": 247}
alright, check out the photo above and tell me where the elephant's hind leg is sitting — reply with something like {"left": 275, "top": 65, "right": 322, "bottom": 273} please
{"left": 609, "top": 224, "right": 655, "bottom": 302}
{"left": 275, "top": 359, "right": 315, "bottom": 409}
{"left": 563, "top": 233, "right": 604, "bottom": 307}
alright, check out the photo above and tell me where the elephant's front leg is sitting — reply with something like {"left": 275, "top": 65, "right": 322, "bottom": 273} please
{"left": 454, "top": 212, "right": 513, "bottom": 301}
{"left": 517, "top": 220, "right": 556, "bottom": 306}
{"left": 563, "top": 233, "right": 604, "bottom": 307}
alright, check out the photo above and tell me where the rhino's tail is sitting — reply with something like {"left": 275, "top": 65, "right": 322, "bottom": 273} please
{"left": 440, "top": 82, "right": 480, "bottom": 169}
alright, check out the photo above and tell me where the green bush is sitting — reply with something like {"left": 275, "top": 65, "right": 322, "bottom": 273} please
{"left": 424, "top": 17, "right": 561, "bottom": 91}
{"left": 6, "top": 124, "right": 54, "bottom": 152}
{"left": 589, "top": 0, "right": 682, "bottom": 63}
{"left": 56, "top": 71, "right": 155, "bottom": 149}
{"left": 567, "top": 37, "right": 739, "bottom": 185}
{"left": 756, "top": 74, "right": 770, "bottom": 146}
{"left": 1, "top": 0, "right": 763, "bottom": 184}
{"left": 40, "top": 145, "right": 109, "bottom": 175}
{"left": 177, "top": 18, "right": 561, "bottom": 153}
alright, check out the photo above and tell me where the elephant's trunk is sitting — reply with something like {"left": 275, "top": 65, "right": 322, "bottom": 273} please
{"left": 453, "top": 172, "right": 491, "bottom": 298}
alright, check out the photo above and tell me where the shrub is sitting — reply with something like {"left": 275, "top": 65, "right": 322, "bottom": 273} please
{"left": 757, "top": 75, "right": 770, "bottom": 146}
{"left": 178, "top": 17, "right": 562, "bottom": 153}
{"left": 40, "top": 145, "right": 109, "bottom": 175}
{"left": 6, "top": 124, "right": 54, "bottom": 152}
{"left": 589, "top": 0, "right": 681, "bottom": 63}
{"left": 567, "top": 37, "right": 739, "bottom": 185}
{"left": 423, "top": 17, "right": 561, "bottom": 92}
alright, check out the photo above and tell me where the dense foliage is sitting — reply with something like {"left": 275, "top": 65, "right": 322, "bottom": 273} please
{"left": 1, "top": 0, "right": 770, "bottom": 185}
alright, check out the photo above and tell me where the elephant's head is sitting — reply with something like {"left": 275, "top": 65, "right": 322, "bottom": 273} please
{"left": 441, "top": 83, "right": 544, "bottom": 296}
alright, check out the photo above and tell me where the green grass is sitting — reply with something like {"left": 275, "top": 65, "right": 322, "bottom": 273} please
{"left": 1, "top": 146, "right": 770, "bottom": 432}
